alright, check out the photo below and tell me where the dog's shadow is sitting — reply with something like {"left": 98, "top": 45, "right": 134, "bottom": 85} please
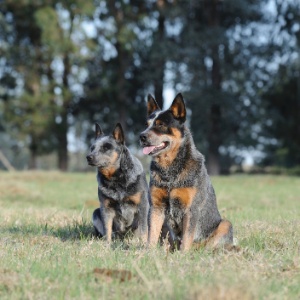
{"left": 4, "top": 221, "right": 137, "bottom": 250}
{"left": 48, "top": 221, "right": 134, "bottom": 250}
{"left": 49, "top": 220, "right": 95, "bottom": 241}
{"left": 3, "top": 221, "right": 94, "bottom": 241}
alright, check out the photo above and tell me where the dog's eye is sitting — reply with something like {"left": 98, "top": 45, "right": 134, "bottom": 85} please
{"left": 145, "top": 122, "right": 149, "bottom": 128}
{"left": 102, "top": 143, "right": 112, "bottom": 151}
{"left": 91, "top": 146, "right": 95, "bottom": 151}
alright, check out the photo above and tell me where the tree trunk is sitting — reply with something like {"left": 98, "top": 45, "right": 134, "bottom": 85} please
{"left": 28, "top": 140, "right": 38, "bottom": 169}
{"left": 58, "top": 53, "right": 71, "bottom": 171}
{"left": 57, "top": 111, "right": 68, "bottom": 171}
{"left": 154, "top": 4, "right": 165, "bottom": 109}
{"left": 115, "top": 41, "right": 128, "bottom": 132}
{"left": 206, "top": 0, "right": 222, "bottom": 175}
{"left": 110, "top": 2, "right": 128, "bottom": 133}
{"left": 154, "top": 76, "right": 164, "bottom": 109}
{"left": 207, "top": 103, "right": 221, "bottom": 175}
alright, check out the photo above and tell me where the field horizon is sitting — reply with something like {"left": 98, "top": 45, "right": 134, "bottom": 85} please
{"left": 0, "top": 171, "right": 299, "bottom": 299}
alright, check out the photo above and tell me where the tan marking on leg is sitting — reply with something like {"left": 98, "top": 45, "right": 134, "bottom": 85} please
{"left": 148, "top": 207, "right": 165, "bottom": 247}
{"left": 170, "top": 187, "right": 197, "bottom": 208}
{"left": 180, "top": 211, "right": 196, "bottom": 251}
{"left": 102, "top": 199, "right": 109, "bottom": 208}
{"left": 104, "top": 214, "right": 114, "bottom": 243}
{"left": 126, "top": 191, "right": 142, "bottom": 205}
{"left": 148, "top": 186, "right": 167, "bottom": 247}
{"left": 101, "top": 199, "right": 115, "bottom": 242}
{"left": 150, "top": 186, "right": 168, "bottom": 207}
{"left": 205, "top": 220, "right": 233, "bottom": 248}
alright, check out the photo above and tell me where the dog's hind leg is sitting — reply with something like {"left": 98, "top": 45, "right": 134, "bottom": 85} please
{"left": 92, "top": 208, "right": 105, "bottom": 237}
{"left": 205, "top": 220, "right": 233, "bottom": 248}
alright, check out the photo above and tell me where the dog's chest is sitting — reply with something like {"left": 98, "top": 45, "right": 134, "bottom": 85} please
{"left": 114, "top": 202, "right": 137, "bottom": 221}
{"left": 98, "top": 178, "right": 136, "bottom": 202}
{"left": 165, "top": 197, "right": 185, "bottom": 226}
{"left": 150, "top": 164, "right": 196, "bottom": 189}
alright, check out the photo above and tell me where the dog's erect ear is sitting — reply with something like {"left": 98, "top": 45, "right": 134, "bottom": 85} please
{"left": 95, "top": 123, "right": 103, "bottom": 139}
{"left": 169, "top": 93, "right": 186, "bottom": 123}
{"left": 147, "top": 94, "right": 161, "bottom": 116}
{"left": 113, "top": 123, "right": 125, "bottom": 145}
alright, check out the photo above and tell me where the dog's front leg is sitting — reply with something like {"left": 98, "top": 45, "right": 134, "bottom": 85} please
{"left": 170, "top": 187, "right": 197, "bottom": 251}
{"left": 148, "top": 206, "right": 165, "bottom": 247}
{"left": 148, "top": 186, "right": 167, "bottom": 247}
{"left": 100, "top": 205, "right": 115, "bottom": 243}
{"left": 180, "top": 210, "right": 196, "bottom": 251}
{"left": 130, "top": 191, "right": 149, "bottom": 244}
{"left": 137, "top": 199, "right": 149, "bottom": 244}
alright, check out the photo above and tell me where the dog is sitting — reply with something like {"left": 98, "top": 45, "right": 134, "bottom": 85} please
{"left": 140, "top": 93, "right": 233, "bottom": 251}
{"left": 86, "top": 123, "right": 149, "bottom": 243}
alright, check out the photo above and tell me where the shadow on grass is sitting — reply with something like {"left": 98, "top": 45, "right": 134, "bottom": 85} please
{"left": 2, "top": 221, "right": 132, "bottom": 249}
{"left": 49, "top": 220, "right": 96, "bottom": 241}
{"left": 49, "top": 221, "right": 131, "bottom": 248}
{"left": 2, "top": 220, "right": 95, "bottom": 241}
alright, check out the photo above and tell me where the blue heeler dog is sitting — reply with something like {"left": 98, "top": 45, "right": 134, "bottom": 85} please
{"left": 140, "top": 94, "right": 233, "bottom": 251}
{"left": 86, "top": 123, "right": 149, "bottom": 243}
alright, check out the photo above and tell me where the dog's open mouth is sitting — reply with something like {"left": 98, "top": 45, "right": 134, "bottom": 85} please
{"left": 143, "top": 142, "right": 169, "bottom": 155}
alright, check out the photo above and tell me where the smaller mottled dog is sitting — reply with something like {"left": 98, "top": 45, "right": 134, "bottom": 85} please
{"left": 86, "top": 123, "right": 149, "bottom": 243}
{"left": 140, "top": 93, "right": 233, "bottom": 251}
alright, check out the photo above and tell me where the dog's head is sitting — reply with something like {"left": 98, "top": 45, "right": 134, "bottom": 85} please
{"left": 140, "top": 93, "right": 186, "bottom": 157}
{"left": 86, "top": 123, "right": 125, "bottom": 170}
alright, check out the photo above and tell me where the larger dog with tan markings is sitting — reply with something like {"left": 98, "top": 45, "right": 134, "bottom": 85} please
{"left": 140, "top": 93, "right": 233, "bottom": 251}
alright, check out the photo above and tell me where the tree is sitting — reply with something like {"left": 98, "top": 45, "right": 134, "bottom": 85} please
{"left": 260, "top": 0, "right": 300, "bottom": 167}
{"left": 80, "top": 0, "right": 157, "bottom": 145}
{"left": 170, "top": 0, "right": 265, "bottom": 174}
{"left": 1, "top": 0, "right": 94, "bottom": 170}
{"left": 1, "top": 0, "right": 299, "bottom": 172}
{"left": 261, "top": 69, "right": 300, "bottom": 167}
{"left": 1, "top": 1, "right": 58, "bottom": 168}
{"left": 35, "top": 1, "right": 94, "bottom": 170}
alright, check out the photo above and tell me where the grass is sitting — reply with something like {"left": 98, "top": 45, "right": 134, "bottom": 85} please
{"left": 0, "top": 171, "right": 299, "bottom": 299}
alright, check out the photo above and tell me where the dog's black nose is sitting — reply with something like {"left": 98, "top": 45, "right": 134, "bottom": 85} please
{"left": 140, "top": 133, "right": 147, "bottom": 143}
{"left": 86, "top": 155, "right": 92, "bottom": 162}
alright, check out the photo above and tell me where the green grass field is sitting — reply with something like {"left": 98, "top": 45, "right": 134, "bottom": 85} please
{"left": 0, "top": 172, "right": 299, "bottom": 299}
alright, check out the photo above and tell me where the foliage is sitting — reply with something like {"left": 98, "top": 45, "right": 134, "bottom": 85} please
{"left": 167, "top": 0, "right": 268, "bottom": 174}
{"left": 0, "top": 0, "right": 299, "bottom": 171}
{"left": 0, "top": 0, "right": 94, "bottom": 170}
{"left": 261, "top": 72, "right": 300, "bottom": 167}
{"left": 259, "top": 0, "right": 300, "bottom": 168}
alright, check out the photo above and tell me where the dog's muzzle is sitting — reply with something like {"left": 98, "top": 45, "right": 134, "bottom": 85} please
{"left": 140, "top": 133, "right": 147, "bottom": 144}
{"left": 86, "top": 154, "right": 93, "bottom": 165}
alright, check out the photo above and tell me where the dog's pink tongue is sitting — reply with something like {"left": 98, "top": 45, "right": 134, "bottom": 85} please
{"left": 143, "top": 146, "right": 156, "bottom": 155}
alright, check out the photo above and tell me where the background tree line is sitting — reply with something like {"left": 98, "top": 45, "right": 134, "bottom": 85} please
{"left": 0, "top": 0, "right": 299, "bottom": 174}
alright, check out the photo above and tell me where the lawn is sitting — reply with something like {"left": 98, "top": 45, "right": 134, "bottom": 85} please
{"left": 0, "top": 171, "right": 299, "bottom": 299}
